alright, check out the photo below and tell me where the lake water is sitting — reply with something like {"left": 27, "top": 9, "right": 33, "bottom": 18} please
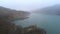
{"left": 14, "top": 13, "right": 60, "bottom": 34}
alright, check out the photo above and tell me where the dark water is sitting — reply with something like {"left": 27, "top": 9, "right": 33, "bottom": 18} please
{"left": 14, "top": 13, "right": 60, "bottom": 34}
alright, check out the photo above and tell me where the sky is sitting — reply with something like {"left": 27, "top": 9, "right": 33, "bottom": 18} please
{"left": 0, "top": 0, "right": 60, "bottom": 11}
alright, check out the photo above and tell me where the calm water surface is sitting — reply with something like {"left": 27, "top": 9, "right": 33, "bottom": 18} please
{"left": 14, "top": 13, "right": 60, "bottom": 34}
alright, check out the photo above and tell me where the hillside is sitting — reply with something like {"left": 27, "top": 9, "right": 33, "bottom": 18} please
{"left": 0, "top": 6, "right": 30, "bottom": 20}
{"left": 34, "top": 4, "right": 60, "bottom": 15}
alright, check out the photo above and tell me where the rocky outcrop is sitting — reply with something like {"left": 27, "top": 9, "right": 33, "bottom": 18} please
{"left": 0, "top": 16, "right": 46, "bottom": 34}
{"left": 0, "top": 18, "right": 17, "bottom": 34}
{"left": 22, "top": 25, "right": 46, "bottom": 34}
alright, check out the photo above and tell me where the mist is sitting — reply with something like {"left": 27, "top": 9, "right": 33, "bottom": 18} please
{"left": 0, "top": 0, "right": 60, "bottom": 11}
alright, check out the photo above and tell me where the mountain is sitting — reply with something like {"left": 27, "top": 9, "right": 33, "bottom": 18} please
{"left": 34, "top": 4, "right": 60, "bottom": 15}
{"left": 0, "top": 6, "right": 30, "bottom": 21}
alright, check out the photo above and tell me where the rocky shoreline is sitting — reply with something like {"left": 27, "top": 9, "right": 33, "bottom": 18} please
{"left": 0, "top": 6, "right": 46, "bottom": 34}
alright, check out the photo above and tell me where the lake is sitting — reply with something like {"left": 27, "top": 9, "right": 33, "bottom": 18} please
{"left": 14, "top": 13, "right": 60, "bottom": 34}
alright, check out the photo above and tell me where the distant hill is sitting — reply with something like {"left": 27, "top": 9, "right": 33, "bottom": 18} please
{"left": 0, "top": 6, "right": 30, "bottom": 20}
{"left": 34, "top": 4, "right": 60, "bottom": 15}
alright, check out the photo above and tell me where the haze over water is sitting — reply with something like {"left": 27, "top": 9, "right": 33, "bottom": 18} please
{"left": 0, "top": 0, "right": 60, "bottom": 34}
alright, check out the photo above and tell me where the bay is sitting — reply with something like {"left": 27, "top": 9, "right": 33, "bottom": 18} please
{"left": 14, "top": 13, "right": 60, "bottom": 34}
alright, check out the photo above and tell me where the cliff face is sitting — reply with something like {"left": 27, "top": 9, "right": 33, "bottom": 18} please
{"left": 0, "top": 6, "right": 30, "bottom": 21}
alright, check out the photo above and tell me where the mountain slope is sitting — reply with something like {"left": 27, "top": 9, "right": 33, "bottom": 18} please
{"left": 34, "top": 4, "right": 60, "bottom": 15}
{"left": 0, "top": 6, "right": 30, "bottom": 20}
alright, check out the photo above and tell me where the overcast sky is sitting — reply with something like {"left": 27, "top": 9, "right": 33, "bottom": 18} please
{"left": 0, "top": 0, "right": 60, "bottom": 11}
